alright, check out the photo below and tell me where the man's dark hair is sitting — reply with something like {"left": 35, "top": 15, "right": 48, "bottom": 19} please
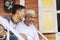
{"left": 12, "top": 4, "right": 25, "bottom": 15}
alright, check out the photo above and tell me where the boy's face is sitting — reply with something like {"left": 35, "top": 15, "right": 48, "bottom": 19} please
{"left": 17, "top": 9, "right": 25, "bottom": 21}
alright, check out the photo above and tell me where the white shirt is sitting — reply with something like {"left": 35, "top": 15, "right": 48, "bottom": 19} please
{"left": 10, "top": 21, "right": 16, "bottom": 28}
{"left": 15, "top": 21, "right": 39, "bottom": 40}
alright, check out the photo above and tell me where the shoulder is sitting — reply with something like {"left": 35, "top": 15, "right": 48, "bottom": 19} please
{"left": 16, "top": 21, "right": 24, "bottom": 27}
{"left": 4, "top": 16, "right": 11, "bottom": 20}
{"left": 31, "top": 24, "right": 37, "bottom": 31}
{"left": 31, "top": 24, "right": 36, "bottom": 28}
{"left": 0, "top": 16, "right": 9, "bottom": 23}
{"left": 15, "top": 21, "right": 24, "bottom": 31}
{"left": 3, "top": 16, "right": 11, "bottom": 22}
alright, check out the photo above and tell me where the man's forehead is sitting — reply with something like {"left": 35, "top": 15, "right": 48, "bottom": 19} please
{"left": 26, "top": 14, "right": 35, "bottom": 17}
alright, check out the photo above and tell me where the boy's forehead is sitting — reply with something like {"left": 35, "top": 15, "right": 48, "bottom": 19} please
{"left": 18, "top": 9, "right": 25, "bottom": 11}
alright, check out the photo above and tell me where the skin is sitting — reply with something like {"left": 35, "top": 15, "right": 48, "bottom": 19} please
{"left": 12, "top": 9, "right": 25, "bottom": 23}
{"left": 0, "top": 26, "right": 7, "bottom": 37}
{"left": 24, "top": 13, "right": 35, "bottom": 26}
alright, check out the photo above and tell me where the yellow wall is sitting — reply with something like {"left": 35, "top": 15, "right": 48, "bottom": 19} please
{"left": 41, "top": 0, "right": 55, "bottom": 31}
{"left": 42, "top": 11, "right": 54, "bottom": 30}
{"left": 42, "top": 0, "right": 54, "bottom": 8}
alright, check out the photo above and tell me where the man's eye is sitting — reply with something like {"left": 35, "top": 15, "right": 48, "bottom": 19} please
{"left": 30, "top": 17, "right": 36, "bottom": 18}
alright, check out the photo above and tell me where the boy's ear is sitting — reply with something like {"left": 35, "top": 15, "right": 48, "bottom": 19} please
{"left": 16, "top": 10, "right": 20, "bottom": 14}
{"left": 16, "top": 10, "right": 18, "bottom": 13}
{"left": 16, "top": 10, "right": 19, "bottom": 13}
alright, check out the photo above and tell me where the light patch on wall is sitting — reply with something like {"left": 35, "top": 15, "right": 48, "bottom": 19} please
{"left": 42, "top": 11, "right": 54, "bottom": 30}
{"left": 20, "top": 0, "right": 25, "bottom": 6}
{"left": 42, "top": 0, "right": 54, "bottom": 8}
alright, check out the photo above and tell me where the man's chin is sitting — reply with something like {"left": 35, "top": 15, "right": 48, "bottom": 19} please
{"left": 30, "top": 22, "right": 33, "bottom": 24}
{"left": 15, "top": 21, "right": 20, "bottom": 24}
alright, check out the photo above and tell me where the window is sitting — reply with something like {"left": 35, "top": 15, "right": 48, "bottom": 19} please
{"left": 56, "top": 0, "right": 60, "bottom": 32}
{"left": 57, "top": 13, "right": 60, "bottom": 32}
{"left": 56, "top": 0, "right": 60, "bottom": 10}
{"left": 38, "top": 0, "right": 57, "bottom": 33}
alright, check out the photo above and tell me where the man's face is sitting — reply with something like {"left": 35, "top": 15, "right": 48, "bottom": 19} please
{"left": 19, "top": 9, "right": 25, "bottom": 20}
{"left": 17, "top": 9, "right": 25, "bottom": 21}
{"left": 14, "top": 9, "right": 25, "bottom": 23}
{"left": 25, "top": 14, "right": 35, "bottom": 24}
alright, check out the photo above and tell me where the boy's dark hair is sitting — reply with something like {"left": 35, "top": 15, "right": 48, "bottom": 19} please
{"left": 12, "top": 4, "right": 25, "bottom": 15}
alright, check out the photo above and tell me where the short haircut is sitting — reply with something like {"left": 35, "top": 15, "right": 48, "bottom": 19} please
{"left": 12, "top": 4, "right": 25, "bottom": 15}
{"left": 26, "top": 10, "right": 35, "bottom": 15}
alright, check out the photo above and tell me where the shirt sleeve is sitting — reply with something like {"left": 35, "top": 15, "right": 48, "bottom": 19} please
{"left": 34, "top": 31, "right": 40, "bottom": 40}
{"left": 32, "top": 25, "right": 40, "bottom": 40}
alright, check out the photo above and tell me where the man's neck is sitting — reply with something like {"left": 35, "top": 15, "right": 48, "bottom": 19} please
{"left": 12, "top": 15, "right": 21, "bottom": 24}
{"left": 24, "top": 20, "right": 31, "bottom": 26}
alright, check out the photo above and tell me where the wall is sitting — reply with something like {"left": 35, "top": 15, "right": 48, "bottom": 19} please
{"left": 0, "top": 0, "right": 20, "bottom": 16}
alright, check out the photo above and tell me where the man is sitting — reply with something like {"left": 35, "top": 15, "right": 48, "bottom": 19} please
{"left": 0, "top": 4, "right": 25, "bottom": 40}
{"left": 15, "top": 10, "right": 40, "bottom": 40}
